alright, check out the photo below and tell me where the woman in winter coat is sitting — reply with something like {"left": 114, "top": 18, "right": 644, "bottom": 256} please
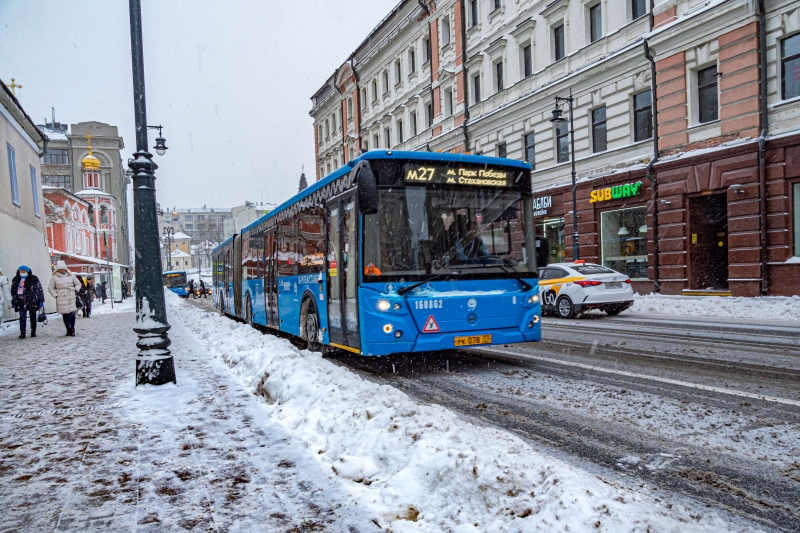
{"left": 10, "top": 266, "right": 45, "bottom": 339}
{"left": 48, "top": 260, "right": 82, "bottom": 336}
{"left": 78, "top": 277, "right": 93, "bottom": 318}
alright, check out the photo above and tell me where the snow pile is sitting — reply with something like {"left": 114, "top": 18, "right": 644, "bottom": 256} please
{"left": 91, "top": 297, "right": 136, "bottom": 315}
{"left": 628, "top": 294, "right": 800, "bottom": 322}
{"left": 166, "top": 292, "right": 761, "bottom": 532}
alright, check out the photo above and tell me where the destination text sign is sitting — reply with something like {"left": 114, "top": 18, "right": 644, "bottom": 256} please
{"left": 403, "top": 163, "right": 512, "bottom": 188}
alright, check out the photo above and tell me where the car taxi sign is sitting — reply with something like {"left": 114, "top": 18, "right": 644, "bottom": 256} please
{"left": 423, "top": 315, "right": 440, "bottom": 333}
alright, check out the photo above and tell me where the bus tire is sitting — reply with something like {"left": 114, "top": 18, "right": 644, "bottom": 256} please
{"left": 245, "top": 295, "right": 254, "bottom": 325}
{"left": 300, "top": 297, "right": 320, "bottom": 348}
{"left": 556, "top": 296, "right": 576, "bottom": 319}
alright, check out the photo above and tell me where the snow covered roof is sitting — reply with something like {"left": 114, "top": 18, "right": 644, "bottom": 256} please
{"left": 171, "top": 232, "right": 191, "bottom": 240}
{"left": 169, "top": 249, "right": 191, "bottom": 258}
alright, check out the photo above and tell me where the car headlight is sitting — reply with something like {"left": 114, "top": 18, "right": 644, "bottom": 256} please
{"left": 377, "top": 299, "right": 390, "bottom": 311}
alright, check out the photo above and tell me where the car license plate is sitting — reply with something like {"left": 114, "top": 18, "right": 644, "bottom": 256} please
{"left": 454, "top": 334, "right": 492, "bottom": 347}
{"left": 606, "top": 282, "right": 622, "bottom": 289}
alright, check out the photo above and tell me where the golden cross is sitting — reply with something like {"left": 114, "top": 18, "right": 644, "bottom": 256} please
{"left": 84, "top": 132, "right": 94, "bottom": 154}
{"left": 8, "top": 78, "right": 22, "bottom": 96}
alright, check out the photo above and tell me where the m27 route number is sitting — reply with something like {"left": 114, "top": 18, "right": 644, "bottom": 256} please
{"left": 414, "top": 300, "right": 443, "bottom": 310}
{"left": 406, "top": 167, "right": 436, "bottom": 182}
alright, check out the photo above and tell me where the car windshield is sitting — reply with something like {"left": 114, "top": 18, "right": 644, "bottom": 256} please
{"left": 363, "top": 187, "right": 535, "bottom": 279}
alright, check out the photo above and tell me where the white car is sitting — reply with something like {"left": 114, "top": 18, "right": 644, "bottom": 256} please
{"left": 538, "top": 261, "right": 634, "bottom": 319}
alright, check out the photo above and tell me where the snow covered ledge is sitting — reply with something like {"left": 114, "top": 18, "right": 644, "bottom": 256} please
{"left": 165, "top": 292, "right": 759, "bottom": 532}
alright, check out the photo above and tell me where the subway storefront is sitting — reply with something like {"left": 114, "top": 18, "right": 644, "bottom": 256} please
{"left": 531, "top": 135, "right": 800, "bottom": 296}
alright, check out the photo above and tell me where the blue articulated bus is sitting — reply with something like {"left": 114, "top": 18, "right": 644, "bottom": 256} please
{"left": 212, "top": 150, "right": 541, "bottom": 356}
{"left": 163, "top": 270, "right": 191, "bottom": 298}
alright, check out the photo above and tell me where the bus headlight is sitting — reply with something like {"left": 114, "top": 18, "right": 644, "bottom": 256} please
{"left": 527, "top": 294, "right": 539, "bottom": 304}
{"left": 383, "top": 324, "right": 394, "bottom": 334}
{"left": 377, "top": 299, "right": 390, "bottom": 311}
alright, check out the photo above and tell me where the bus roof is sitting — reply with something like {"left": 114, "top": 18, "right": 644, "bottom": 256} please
{"left": 216, "top": 151, "right": 531, "bottom": 254}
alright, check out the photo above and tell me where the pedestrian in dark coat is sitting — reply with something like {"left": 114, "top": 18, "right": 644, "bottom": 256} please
{"left": 78, "top": 277, "right": 93, "bottom": 318}
{"left": 188, "top": 279, "right": 196, "bottom": 299}
{"left": 99, "top": 281, "right": 108, "bottom": 304}
{"left": 199, "top": 279, "right": 207, "bottom": 298}
{"left": 10, "top": 266, "right": 45, "bottom": 339}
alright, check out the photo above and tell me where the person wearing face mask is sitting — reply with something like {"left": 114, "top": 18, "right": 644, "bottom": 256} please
{"left": 47, "top": 261, "right": 82, "bottom": 337}
{"left": 10, "top": 266, "right": 45, "bottom": 339}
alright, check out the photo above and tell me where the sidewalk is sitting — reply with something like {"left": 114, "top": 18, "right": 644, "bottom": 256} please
{"left": 0, "top": 309, "right": 378, "bottom": 532}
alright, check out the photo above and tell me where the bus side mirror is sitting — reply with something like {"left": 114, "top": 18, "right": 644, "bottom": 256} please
{"left": 354, "top": 161, "right": 379, "bottom": 215}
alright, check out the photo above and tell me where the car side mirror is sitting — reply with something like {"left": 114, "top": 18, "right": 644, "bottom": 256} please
{"left": 353, "top": 161, "right": 378, "bottom": 215}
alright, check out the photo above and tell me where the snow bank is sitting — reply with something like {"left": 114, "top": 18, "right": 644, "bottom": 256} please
{"left": 166, "top": 292, "right": 761, "bottom": 532}
{"left": 91, "top": 297, "right": 136, "bottom": 315}
{"left": 627, "top": 293, "right": 800, "bottom": 322}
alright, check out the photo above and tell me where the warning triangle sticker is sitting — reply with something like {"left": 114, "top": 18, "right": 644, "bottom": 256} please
{"left": 423, "top": 315, "right": 440, "bottom": 333}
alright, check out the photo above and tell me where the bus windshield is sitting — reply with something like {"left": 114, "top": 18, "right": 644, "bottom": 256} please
{"left": 163, "top": 272, "right": 187, "bottom": 288}
{"left": 363, "top": 187, "right": 535, "bottom": 280}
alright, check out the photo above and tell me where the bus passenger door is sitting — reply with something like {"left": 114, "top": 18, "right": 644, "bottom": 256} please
{"left": 265, "top": 228, "right": 279, "bottom": 327}
{"left": 326, "top": 194, "right": 360, "bottom": 351}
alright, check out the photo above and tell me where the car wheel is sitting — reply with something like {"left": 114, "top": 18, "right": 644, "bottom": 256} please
{"left": 300, "top": 298, "right": 320, "bottom": 344}
{"left": 556, "top": 296, "right": 576, "bottom": 319}
{"left": 605, "top": 305, "right": 623, "bottom": 316}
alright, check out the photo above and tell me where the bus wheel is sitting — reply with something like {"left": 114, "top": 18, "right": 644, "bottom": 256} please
{"left": 300, "top": 298, "right": 320, "bottom": 346}
{"left": 246, "top": 296, "right": 254, "bottom": 325}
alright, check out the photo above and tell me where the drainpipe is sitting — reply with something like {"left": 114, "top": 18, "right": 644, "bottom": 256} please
{"left": 644, "top": 5, "right": 660, "bottom": 293}
{"left": 757, "top": 0, "right": 769, "bottom": 295}
{"left": 459, "top": 0, "right": 470, "bottom": 151}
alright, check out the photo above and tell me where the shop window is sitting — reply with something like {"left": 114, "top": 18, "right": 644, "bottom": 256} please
{"left": 592, "top": 106, "right": 607, "bottom": 153}
{"left": 697, "top": 65, "right": 719, "bottom": 124}
{"left": 536, "top": 218, "right": 566, "bottom": 264}
{"left": 601, "top": 206, "right": 648, "bottom": 279}
{"left": 794, "top": 183, "right": 800, "bottom": 256}
{"left": 781, "top": 34, "right": 800, "bottom": 100}
{"left": 633, "top": 90, "right": 653, "bottom": 142}
{"left": 556, "top": 121, "right": 569, "bottom": 163}
{"left": 524, "top": 132, "right": 536, "bottom": 168}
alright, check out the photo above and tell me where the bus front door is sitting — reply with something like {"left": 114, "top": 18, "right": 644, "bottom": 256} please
{"left": 326, "top": 194, "right": 360, "bottom": 351}
{"left": 265, "top": 228, "right": 279, "bottom": 327}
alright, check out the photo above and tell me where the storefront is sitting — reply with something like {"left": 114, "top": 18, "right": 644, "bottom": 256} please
{"left": 531, "top": 133, "right": 800, "bottom": 296}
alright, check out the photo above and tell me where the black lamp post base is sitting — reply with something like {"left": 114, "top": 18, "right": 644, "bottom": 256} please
{"left": 136, "top": 355, "right": 176, "bottom": 386}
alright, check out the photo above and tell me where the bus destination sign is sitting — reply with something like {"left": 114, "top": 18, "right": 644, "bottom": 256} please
{"left": 404, "top": 163, "right": 511, "bottom": 188}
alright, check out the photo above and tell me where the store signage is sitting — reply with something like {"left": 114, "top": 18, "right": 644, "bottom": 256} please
{"left": 590, "top": 181, "right": 643, "bottom": 204}
{"left": 533, "top": 195, "right": 552, "bottom": 216}
{"left": 404, "top": 163, "right": 511, "bottom": 187}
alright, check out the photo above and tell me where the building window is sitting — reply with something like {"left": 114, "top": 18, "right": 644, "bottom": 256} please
{"left": 495, "top": 61, "right": 504, "bottom": 92}
{"left": 592, "top": 106, "right": 607, "bottom": 153}
{"left": 185, "top": 224, "right": 194, "bottom": 230}
{"left": 30, "top": 166, "right": 40, "bottom": 218}
{"left": 185, "top": 214, "right": 193, "bottom": 221}
{"left": 371, "top": 80, "right": 378, "bottom": 103}
{"left": 589, "top": 3, "right": 602, "bottom": 43}
{"left": 208, "top": 214, "right": 216, "bottom": 221}
{"left": 7, "top": 143, "right": 19, "bottom": 206}
{"left": 197, "top": 215, "right": 205, "bottom": 221}
{"left": 633, "top": 90, "right": 653, "bottom": 142}
{"left": 794, "top": 183, "right": 800, "bottom": 256}
{"left": 317, "top": 125, "right": 323, "bottom": 143}
{"left": 444, "top": 88, "right": 454, "bottom": 117}
{"left": 42, "top": 174, "right": 71, "bottom": 189}
{"left": 325, "top": 119, "right": 330, "bottom": 138}
{"left": 554, "top": 24, "right": 565, "bottom": 62}
{"left": 556, "top": 122, "right": 569, "bottom": 163}
{"left": 398, "top": 120, "right": 404, "bottom": 143}
{"left": 42, "top": 149, "right": 69, "bottom": 165}
{"left": 385, "top": 127, "right": 391, "bottom": 147}
{"left": 632, "top": 0, "right": 646, "bottom": 20}
{"left": 442, "top": 16, "right": 451, "bottom": 47}
{"left": 601, "top": 206, "right": 648, "bottom": 279}
{"left": 362, "top": 138, "right": 369, "bottom": 152}
{"left": 497, "top": 143, "right": 507, "bottom": 158}
{"left": 522, "top": 44, "right": 532, "bottom": 78}
{"left": 469, "top": 0, "right": 478, "bottom": 27}
{"left": 411, "top": 112, "right": 418, "bottom": 136}
{"left": 100, "top": 205, "right": 109, "bottom": 224}
{"left": 209, "top": 223, "right": 217, "bottom": 230}
{"left": 524, "top": 132, "right": 535, "bottom": 168}
{"left": 424, "top": 37, "right": 431, "bottom": 63}
{"left": 493, "top": 0, "right": 502, "bottom": 10}
{"left": 395, "top": 60, "right": 402, "bottom": 84}
{"left": 361, "top": 89, "right": 367, "bottom": 109}
{"left": 347, "top": 98, "right": 353, "bottom": 119}
{"left": 409, "top": 48, "right": 416, "bottom": 73}
{"left": 781, "top": 34, "right": 800, "bottom": 100}
{"left": 698, "top": 65, "right": 719, "bottom": 123}
{"left": 427, "top": 102, "right": 434, "bottom": 127}
{"left": 473, "top": 74, "right": 481, "bottom": 104}
{"left": 331, "top": 112, "right": 337, "bottom": 132}
{"left": 198, "top": 224, "right": 206, "bottom": 231}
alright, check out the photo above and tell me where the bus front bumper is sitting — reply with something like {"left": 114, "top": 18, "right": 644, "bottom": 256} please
{"left": 362, "top": 326, "right": 541, "bottom": 356}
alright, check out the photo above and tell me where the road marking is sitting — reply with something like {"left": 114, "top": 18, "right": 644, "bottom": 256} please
{"left": 477, "top": 347, "right": 800, "bottom": 407}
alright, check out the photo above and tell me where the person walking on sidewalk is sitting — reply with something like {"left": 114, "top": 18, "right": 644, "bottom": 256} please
{"left": 199, "top": 279, "right": 207, "bottom": 298}
{"left": 10, "top": 266, "right": 44, "bottom": 339}
{"left": 48, "top": 261, "right": 82, "bottom": 337}
{"left": 188, "top": 279, "right": 196, "bottom": 299}
{"left": 99, "top": 281, "right": 108, "bottom": 304}
{"left": 78, "top": 276, "right": 93, "bottom": 318}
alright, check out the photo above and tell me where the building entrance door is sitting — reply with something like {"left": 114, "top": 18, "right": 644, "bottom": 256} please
{"left": 689, "top": 194, "right": 728, "bottom": 290}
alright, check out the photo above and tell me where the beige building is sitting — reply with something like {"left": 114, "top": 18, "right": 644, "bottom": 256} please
{"left": 0, "top": 80, "right": 55, "bottom": 319}
{"left": 157, "top": 206, "right": 231, "bottom": 246}
{"left": 161, "top": 231, "right": 193, "bottom": 271}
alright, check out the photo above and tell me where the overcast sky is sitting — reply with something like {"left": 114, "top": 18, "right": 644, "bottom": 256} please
{"left": 0, "top": 0, "right": 399, "bottom": 210}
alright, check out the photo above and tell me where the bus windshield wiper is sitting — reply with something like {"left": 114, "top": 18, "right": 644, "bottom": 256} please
{"left": 397, "top": 273, "right": 453, "bottom": 295}
{"left": 450, "top": 262, "right": 533, "bottom": 292}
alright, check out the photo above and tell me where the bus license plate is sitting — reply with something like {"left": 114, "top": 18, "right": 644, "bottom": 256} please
{"left": 605, "top": 282, "right": 622, "bottom": 289}
{"left": 454, "top": 334, "right": 492, "bottom": 347}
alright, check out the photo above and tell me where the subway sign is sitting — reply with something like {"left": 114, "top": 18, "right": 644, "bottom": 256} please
{"left": 590, "top": 181, "right": 643, "bottom": 204}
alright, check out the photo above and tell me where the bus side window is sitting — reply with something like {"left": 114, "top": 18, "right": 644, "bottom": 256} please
{"left": 298, "top": 206, "right": 325, "bottom": 275}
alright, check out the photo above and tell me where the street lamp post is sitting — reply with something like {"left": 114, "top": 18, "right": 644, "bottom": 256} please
{"left": 128, "top": 0, "right": 176, "bottom": 386}
{"left": 550, "top": 89, "right": 579, "bottom": 261}
{"left": 162, "top": 226, "right": 175, "bottom": 271}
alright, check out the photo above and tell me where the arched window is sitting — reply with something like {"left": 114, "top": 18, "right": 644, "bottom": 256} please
{"left": 88, "top": 205, "right": 94, "bottom": 224}
{"left": 73, "top": 207, "right": 79, "bottom": 221}
{"left": 100, "top": 205, "right": 109, "bottom": 224}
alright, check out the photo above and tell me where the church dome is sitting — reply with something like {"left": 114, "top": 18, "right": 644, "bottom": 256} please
{"left": 82, "top": 153, "right": 101, "bottom": 169}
